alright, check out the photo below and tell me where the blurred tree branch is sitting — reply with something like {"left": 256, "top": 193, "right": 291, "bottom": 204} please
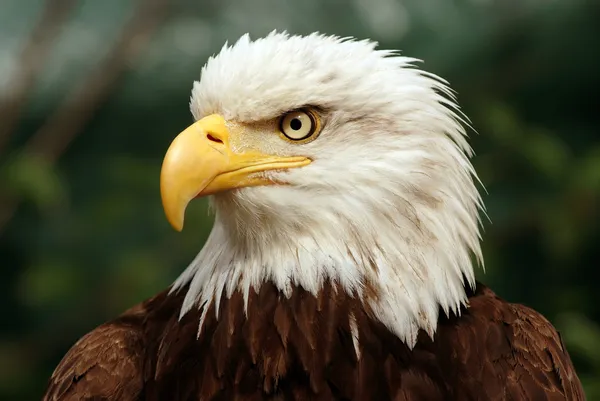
{"left": 0, "top": 0, "right": 77, "bottom": 155}
{"left": 0, "top": 0, "right": 171, "bottom": 235}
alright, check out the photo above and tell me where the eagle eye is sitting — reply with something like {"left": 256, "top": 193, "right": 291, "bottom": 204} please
{"left": 279, "top": 109, "right": 320, "bottom": 142}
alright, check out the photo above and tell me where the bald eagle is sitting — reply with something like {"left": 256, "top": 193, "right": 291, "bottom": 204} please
{"left": 44, "top": 32, "right": 584, "bottom": 401}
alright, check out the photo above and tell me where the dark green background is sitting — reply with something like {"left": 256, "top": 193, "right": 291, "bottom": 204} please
{"left": 1, "top": 0, "right": 598, "bottom": 399}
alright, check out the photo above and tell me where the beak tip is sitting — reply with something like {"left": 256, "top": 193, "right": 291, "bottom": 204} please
{"left": 166, "top": 214, "right": 184, "bottom": 232}
{"left": 161, "top": 182, "right": 186, "bottom": 233}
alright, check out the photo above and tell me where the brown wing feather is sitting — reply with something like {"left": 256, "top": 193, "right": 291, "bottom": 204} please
{"left": 43, "top": 316, "right": 145, "bottom": 401}
{"left": 43, "top": 290, "right": 174, "bottom": 401}
{"left": 436, "top": 284, "right": 586, "bottom": 401}
{"left": 504, "top": 302, "right": 584, "bottom": 400}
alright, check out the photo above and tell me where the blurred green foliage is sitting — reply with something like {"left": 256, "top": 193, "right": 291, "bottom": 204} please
{"left": 0, "top": 0, "right": 598, "bottom": 399}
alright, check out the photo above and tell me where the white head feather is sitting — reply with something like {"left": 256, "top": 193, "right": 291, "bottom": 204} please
{"left": 171, "top": 31, "right": 484, "bottom": 347}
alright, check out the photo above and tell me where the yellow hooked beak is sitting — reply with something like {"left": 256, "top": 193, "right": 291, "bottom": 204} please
{"left": 160, "top": 114, "right": 311, "bottom": 231}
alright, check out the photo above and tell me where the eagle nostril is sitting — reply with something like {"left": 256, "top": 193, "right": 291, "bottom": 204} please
{"left": 206, "top": 133, "right": 224, "bottom": 144}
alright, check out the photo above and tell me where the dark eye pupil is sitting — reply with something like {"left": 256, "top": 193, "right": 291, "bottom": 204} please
{"left": 290, "top": 118, "right": 302, "bottom": 131}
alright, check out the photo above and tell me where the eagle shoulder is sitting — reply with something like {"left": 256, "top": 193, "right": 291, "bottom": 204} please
{"left": 43, "top": 302, "right": 152, "bottom": 401}
{"left": 503, "top": 301, "right": 585, "bottom": 400}
{"left": 440, "top": 284, "right": 585, "bottom": 400}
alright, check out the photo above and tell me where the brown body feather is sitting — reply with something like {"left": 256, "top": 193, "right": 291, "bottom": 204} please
{"left": 44, "top": 282, "right": 584, "bottom": 400}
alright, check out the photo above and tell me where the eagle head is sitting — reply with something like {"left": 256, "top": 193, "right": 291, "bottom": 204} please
{"left": 160, "top": 32, "right": 483, "bottom": 346}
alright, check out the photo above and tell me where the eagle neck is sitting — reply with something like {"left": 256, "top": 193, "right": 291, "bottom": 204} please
{"left": 172, "top": 200, "right": 478, "bottom": 347}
